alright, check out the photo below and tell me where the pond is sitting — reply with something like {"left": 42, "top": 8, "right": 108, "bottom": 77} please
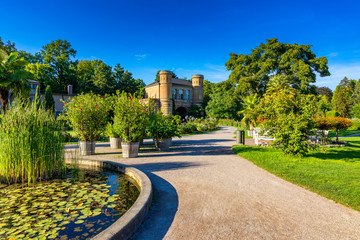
{"left": 0, "top": 167, "right": 140, "bottom": 239}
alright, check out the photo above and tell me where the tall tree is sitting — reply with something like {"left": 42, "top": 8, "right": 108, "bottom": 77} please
{"left": 317, "top": 86, "right": 333, "bottom": 102}
{"left": 225, "top": 38, "right": 330, "bottom": 96}
{"left": 41, "top": 39, "right": 77, "bottom": 93}
{"left": 332, "top": 77, "right": 354, "bottom": 118}
{"left": 114, "top": 64, "right": 145, "bottom": 94}
{"left": 202, "top": 80, "right": 215, "bottom": 109}
{"left": 205, "top": 88, "right": 242, "bottom": 120}
{"left": 25, "top": 62, "right": 53, "bottom": 91}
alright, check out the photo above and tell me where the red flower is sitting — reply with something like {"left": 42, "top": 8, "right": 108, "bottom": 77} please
{"left": 80, "top": 108, "right": 82, "bottom": 110}
{"left": 129, "top": 98, "right": 132, "bottom": 100}
{"left": 65, "top": 103, "right": 68, "bottom": 105}
{"left": 96, "top": 106, "right": 99, "bottom": 108}
{"left": 73, "top": 106, "right": 76, "bottom": 108}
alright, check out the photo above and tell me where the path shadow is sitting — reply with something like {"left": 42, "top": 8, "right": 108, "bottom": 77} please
{"left": 128, "top": 162, "right": 202, "bottom": 239}
{"left": 130, "top": 161, "right": 204, "bottom": 172}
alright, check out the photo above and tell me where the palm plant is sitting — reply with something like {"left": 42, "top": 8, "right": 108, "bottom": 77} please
{"left": 0, "top": 50, "right": 31, "bottom": 112}
{"left": 238, "top": 94, "right": 259, "bottom": 130}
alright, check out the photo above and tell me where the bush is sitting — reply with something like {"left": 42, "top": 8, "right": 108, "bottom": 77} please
{"left": 147, "top": 112, "right": 181, "bottom": 139}
{"left": 113, "top": 92, "right": 150, "bottom": 143}
{"left": 0, "top": 102, "right": 64, "bottom": 184}
{"left": 61, "top": 92, "right": 110, "bottom": 141}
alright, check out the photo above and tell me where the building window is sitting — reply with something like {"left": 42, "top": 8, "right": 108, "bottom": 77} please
{"left": 186, "top": 90, "right": 190, "bottom": 100}
{"left": 179, "top": 89, "right": 184, "bottom": 100}
{"left": 173, "top": 89, "right": 177, "bottom": 99}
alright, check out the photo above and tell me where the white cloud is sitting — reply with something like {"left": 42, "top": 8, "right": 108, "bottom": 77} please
{"left": 316, "top": 63, "right": 360, "bottom": 90}
{"left": 135, "top": 54, "right": 147, "bottom": 60}
{"left": 327, "top": 52, "right": 339, "bottom": 58}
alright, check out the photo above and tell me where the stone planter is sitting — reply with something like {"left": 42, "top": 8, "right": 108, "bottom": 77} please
{"left": 121, "top": 142, "right": 140, "bottom": 158}
{"left": 110, "top": 137, "right": 122, "bottom": 149}
{"left": 79, "top": 141, "right": 96, "bottom": 155}
{"left": 155, "top": 138, "right": 172, "bottom": 151}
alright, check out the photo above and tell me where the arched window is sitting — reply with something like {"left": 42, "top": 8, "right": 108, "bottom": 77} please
{"left": 179, "top": 89, "right": 184, "bottom": 100}
{"left": 172, "top": 89, "right": 177, "bottom": 99}
{"left": 186, "top": 90, "right": 191, "bottom": 100}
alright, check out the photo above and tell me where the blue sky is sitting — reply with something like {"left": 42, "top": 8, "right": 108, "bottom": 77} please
{"left": 1, "top": 0, "right": 360, "bottom": 90}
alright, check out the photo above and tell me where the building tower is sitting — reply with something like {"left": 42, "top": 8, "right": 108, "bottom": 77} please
{"left": 191, "top": 74, "right": 204, "bottom": 107}
{"left": 159, "top": 70, "right": 173, "bottom": 115}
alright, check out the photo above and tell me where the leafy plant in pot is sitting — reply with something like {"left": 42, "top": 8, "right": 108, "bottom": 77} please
{"left": 148, "top": 112, "right": 181, "bottom": 151}
{"left": 61, "top": 92, "right": 109, "bottom": 155}
{"left": 114, "top": 92, "right": 150, "bottom": 158}
{"left": 106, "top": 122, "right": 122, "bottom": 149}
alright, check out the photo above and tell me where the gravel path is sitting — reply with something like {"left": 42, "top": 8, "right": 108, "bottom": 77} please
{"left": 74, "top": 126, "right": 360, "bottom": 240}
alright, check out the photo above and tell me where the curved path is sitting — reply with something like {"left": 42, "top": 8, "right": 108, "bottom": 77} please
{"left": 78, "top": 127, "right": 360, "bottom": 240}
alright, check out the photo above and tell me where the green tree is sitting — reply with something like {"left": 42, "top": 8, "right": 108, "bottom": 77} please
{"left": 202, "top": 80, "right": 215, "bottom": 109}
{"left": 114, "top": 64, "right": 145, "bottom": 95}
{"left": 0, "top": 50, "right": 31, "bottom": 111}
{"left": 256, "top": 75, "right": 319, "bottom": 156}
{"left": 41, "top": 39, "right": 77, "bottom": 93}
{"left": 34, "top": 85, "right": 42, "bottom": 109}
{"left": 225, "top": 38, "right": 330, "bottom": 96}
{"left": 317, "top": 86, "right": 333, "bottom": 102}
{"left": 332, "top": 77, "right": 353, "bottom": 118}
{"left": 76, "top": 60, "right": 117, "bottom": 95}
{"left": 25, "top": 62, "right": 53, "bottom": 90}
{"left": 44, "top": 85, "right": 55, "bottom": 112}
{"left": 205, "top": 88, "right": 242, "bottom": 119}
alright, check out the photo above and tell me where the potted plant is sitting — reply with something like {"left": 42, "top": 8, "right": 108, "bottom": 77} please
{"left": 106, "top": 122, "right": 122, "bottom": 149}
{"left": 148, "top": 112, "right": 181, "bottom": 151}
{"left": 114, "top": 92, "right": 149, "bottom": 158}
{"left": 61, "top": 93, "right": 109, "bottom": 155}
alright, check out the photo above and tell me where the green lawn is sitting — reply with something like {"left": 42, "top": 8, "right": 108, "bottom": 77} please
{"left": 233, "top": 137, "right": 360, "bottom": 211}
{"left": 328, "top": 129, "right": 360, "bottom": 138}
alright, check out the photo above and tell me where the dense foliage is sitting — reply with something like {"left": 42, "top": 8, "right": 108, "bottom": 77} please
{"left": 147, "top": 112, "right": 181, "bottom": 139}
{"left": 113, "top": 92, "right": 150, "bottom": 143}
{"left": 225, "top": 38, "right": 330, "bottom": 96}
{"left": 61, "top": 92, "right": 110, "bottom": 141}
{"left": 0, "top": 37, "right": 145, "bottom": 96}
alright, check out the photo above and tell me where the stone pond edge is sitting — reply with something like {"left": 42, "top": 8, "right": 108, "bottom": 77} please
{"left": 64, "top": 158, "right": 152, "bottom": 240}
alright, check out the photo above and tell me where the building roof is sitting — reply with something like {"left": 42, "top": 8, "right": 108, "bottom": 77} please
{"left": 144, "top": 78, "right": 192, "bottom": 88}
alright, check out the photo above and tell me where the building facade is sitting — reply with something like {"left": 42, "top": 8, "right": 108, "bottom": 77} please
{"left": 144, "top": 71, "right": 204, "bottom": 116}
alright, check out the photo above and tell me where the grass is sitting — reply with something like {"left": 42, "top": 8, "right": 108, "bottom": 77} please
{"left": 233, "top": 137, "right": 360, "bottom": 211}
{"left": 328, "top": 129, "right": 360, "bottom": 138}
{"left": 180, "top": 127, "right": 221, "bottom": 136}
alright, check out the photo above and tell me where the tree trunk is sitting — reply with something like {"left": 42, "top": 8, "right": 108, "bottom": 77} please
{"left": 336, "top": 129, "right": 339, "bottom": 142}
{"left": 0, "top": 88, "right": 9, "bottom": 113}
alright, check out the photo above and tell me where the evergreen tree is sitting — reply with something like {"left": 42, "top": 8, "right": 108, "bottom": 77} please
{"left": 332, "top": 77, "right": 353, "bottom": 118}
{"left": 34, "top": 85, "right": 42, "bottom": 109}
{"left": 44, "top": 85, "right": 55, "bottom": 112}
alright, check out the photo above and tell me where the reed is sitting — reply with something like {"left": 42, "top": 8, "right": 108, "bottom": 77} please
{"left": 0, "top": 101, "right": 65, "bottom": 184}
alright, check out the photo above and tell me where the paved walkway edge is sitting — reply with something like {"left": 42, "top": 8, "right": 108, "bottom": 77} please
{"left": 65, "top": 158, "right": 153, "bottom": 240}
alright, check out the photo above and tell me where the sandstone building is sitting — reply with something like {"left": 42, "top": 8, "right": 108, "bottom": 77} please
{"left": 144, "top": 71, "right": 204, "bottom": 117}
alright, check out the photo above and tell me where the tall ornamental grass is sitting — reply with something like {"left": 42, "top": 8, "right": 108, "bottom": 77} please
{"left": 0, "top": 102, "right": 65, "bottom": 184}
